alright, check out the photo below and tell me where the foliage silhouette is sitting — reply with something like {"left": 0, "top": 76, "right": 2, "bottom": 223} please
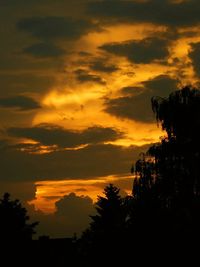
{"left": 131, "top": 86, "right": 200, "bottom": 243}
{"left": 90, "top": 184, "right": 127, "bottom": 232}
{"left": 79, "top": 86, "right": 200, "bottom": 265}
{"left": 0, "top": 192, "right": 38, "bottom": 242}
{"left": 78, "top": 184, "right": 129, "bottom": 264}
{"left": 2, "top": 86, "right": 200, "bottom": 265}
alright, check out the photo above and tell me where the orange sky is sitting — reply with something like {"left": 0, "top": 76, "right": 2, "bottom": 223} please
{"left": 30, "top": 174, "right": 133, "bottom": 213}
{"left": 1, "top": 0, "right": 200, "bottom": 237}
{"left": 29, "top": 23, "right": 199, "bottom": 213}
{"left": 21, "top": 22, "right": 200, "bottom": 214}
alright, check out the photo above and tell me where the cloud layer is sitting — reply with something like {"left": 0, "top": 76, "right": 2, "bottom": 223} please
{"left": 87, "top": 0, "right": 200, "bottom": 27}
{"left": 100, "top": 37, "right": 170, "bottom": 64}
{"left": 23, "top": 42, "right": 66, "bottom": 58}
{"left": 105, "top": 75, "right": 179, "bottom": 122}
{"left": 0, "top": 140, "right": 149, "bottom": 182}
{"left": 17, "top": 16, "right": 99, "bottom": 41}
{"left": 0, "top": 95, "right": 41, "bottom": 111}
{"left": 7, "top": 124, "right": 123, "bottom": 147}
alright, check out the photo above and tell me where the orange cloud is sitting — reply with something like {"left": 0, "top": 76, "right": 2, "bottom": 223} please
{"left": 30, "top": 174, "right": 133, "bottom": 213}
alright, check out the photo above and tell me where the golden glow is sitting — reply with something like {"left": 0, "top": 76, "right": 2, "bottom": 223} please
{"left": 42, "top": 86, "right": 105, "bottom": 108}
{"left": 31, "top": 23, "right": 199, "bottom": 148}
{"left": 30, "top": 174, "right": 133, "bottom": 213}
{"left": 32, "top": 26, "right": 198, "bottom": 134}
{"left": 28, "top": 23, "right": 199, "bottom": 215}
{"left": 20, "top": 145, "right": 58, "bottom": 154}
{"left": 79, "top": 23, "right": 167, "bottom": 53}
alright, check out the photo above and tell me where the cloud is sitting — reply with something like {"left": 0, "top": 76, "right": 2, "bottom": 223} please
{"left": 0, "top": 95, "right": 41, "bottom": 111}
{"left": 0, "top": 141, "right": 149, "bottom": 182}
{"left": 100, "top": 37, "right": 169, "bottom": 64}
{"left": 142, "top": 74, "right": 179, "bottom": 97}
{"left": 22, "top": 42, "right": 66, "bottom": 58}
{"left": 7, "top": 124, "right": 123, "bottom": 147}
{"left": 75, "top": 69, "right": 106, "bottom": 84}
{"left": 30, "top": 193, "right": 94, "bottom": 238}
{"left": 0, "top": 0, "right": 49, "bottom": 7}
{"left": 89, "top": 60, "right": 119, "bottom": 73}
{"left": 188, "top": 42, "right": 200, "bottom": 76}
{"left": 120, "top": 86, "right": 142, "bottom": 96}
{"left": 0, "top": 181, "right": 36, "bottom": 202}
{"left": 105, "top": 75, "right": 179, "bottom": 122}
{"left": 0, "top": 73, "right": 55, "bottom": 95}
{"left": 17, "top": 16, "right": 100, "bottom": 41}
{"left": 105, "top": 94, "right": 154, "bottom": 123}
{"left": 87, "top": 0, "right": 200, "bottom": 27}
{"left": 55, "top": 193, "right": 93, "bottom": 217}
{"left": 28, "top": 180, "right": 132, "bottom": 238}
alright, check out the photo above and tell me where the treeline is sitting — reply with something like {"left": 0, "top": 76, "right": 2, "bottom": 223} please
{"left": 1, "top": 86, "right": 200, "bottom": 265}
{"left": 77, "top": 86, "right": 200, "bottom": 265}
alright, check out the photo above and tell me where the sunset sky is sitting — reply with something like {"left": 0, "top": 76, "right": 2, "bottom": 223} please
{"left": 1, "top": 0, "right": 200, "bottom": 237}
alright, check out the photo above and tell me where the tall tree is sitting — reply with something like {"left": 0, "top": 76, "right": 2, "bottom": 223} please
{"left": 0, "top": 193, "right": 38, "bottom": 242}
{"left": 90, "top": 184, "right": 126, "bottom": 234}
{"left": 79, "top": 184, "right": 128, "bottom": 264}
{"left": 131, "top": 86, "right": 200, "bottom": 238}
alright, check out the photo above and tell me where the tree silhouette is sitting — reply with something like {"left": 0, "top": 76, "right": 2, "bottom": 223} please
{"left": 151, "top": 86, "right": 200, "bottom": 141}
{"left": 79, "top": 184, "right": 128, "bottom": 264}
{"left": 90, "top": 184, "right": 127, "bottom": 233}
{"left": 131, "top": 86, "right": 200, "bottom": 241}
{"left": 0, "top": 193, "right": 38, "bottom": 243}
{"left": 78, "top": 86, "right": 200, "bottom": 265}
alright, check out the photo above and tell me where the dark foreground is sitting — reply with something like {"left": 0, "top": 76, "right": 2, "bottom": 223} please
{"left": 1, "top": 234, "right": 199, "bottom": 267}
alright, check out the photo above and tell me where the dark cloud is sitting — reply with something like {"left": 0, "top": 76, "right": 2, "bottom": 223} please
{"left": 105, "top": 75, "right": 179, "bottom": 122}
{"left": 121, "top": 86, "right": 143, "bottom": 96}
{"left": 87, "top": 0, "right": 200, "bottom": 27}
{"left": 75, "top": 188, "right": 88, "bottom": 193}
{"left": 105, "top": 94, "right": 154, "bottom": 122}
{"left": 0, "top": 181, "right": 36, "bottom": 202}
{"left": 188, "top": 42, "right": 200, "bottom": 76}
{"left": 100, "top": 37, "right": 169, "bottom": 64}
{"left": 55, "top": 193, "right": 93, "bottom": 217}
{"left": 7, "top": 124, "right": 122, "bottom": 147}
{"left": 23, "top": 42, "right": 66, "bottom": 58}
{"left": 0, "top": 0, "right": 47, "bottom": 6}
{"left": 78, "top": 51, "right": 92, "bottom": 57}
{"left": 0, "top": 73, "right": 54, "bottom": 95}
{"left": 0, "top": 95, "right": 41, "bottom": 111}
{"left": 31, "top": 193, "right": 94, "bottom": 238}
{"left": 17, "top": 16, "right": 99, "bottom": 41}
{"left": 0, "top": 141, "right": 149, "bottom": 182}
{"left": 142, "top": 74, "right": 179, "bottom": 97}
{"left": 75, "top": 69, "right": 106, "bottom": 84}
{"left": 90, "top": 60, "right": 119, "bottom": 73}
{"left": 0, "top": 54, "right": 63, "bottom": 81}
